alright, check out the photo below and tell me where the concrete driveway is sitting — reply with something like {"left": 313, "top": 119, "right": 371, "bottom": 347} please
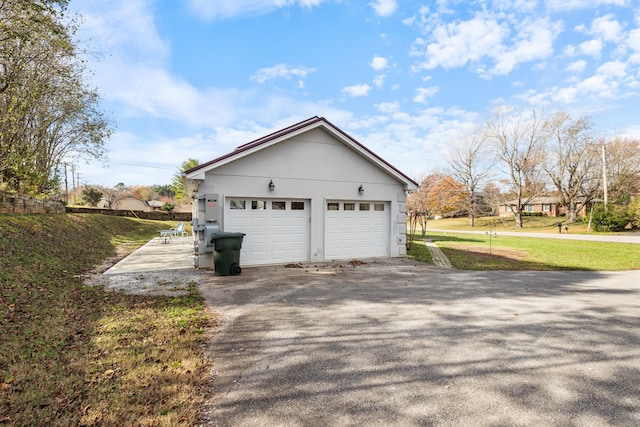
{"left": 197, "top": 259, "right": 640, "bottom": 426}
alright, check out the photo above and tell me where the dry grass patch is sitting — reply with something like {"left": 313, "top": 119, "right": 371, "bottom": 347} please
{"left": 1, "top": 214, "right": 218, "bottom": 426}
{"left": 81, "top": 287, "right": 216, "bottom": 426}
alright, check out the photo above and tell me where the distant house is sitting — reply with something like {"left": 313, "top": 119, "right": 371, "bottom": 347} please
{"left": 148, "top": 200, "right": 165, "bottom": 211}
{"left": 112, "top": 196, "right": 150, "bottom": 211}
{"left": 499, "top": 196, "right": 590, "bottom": 218}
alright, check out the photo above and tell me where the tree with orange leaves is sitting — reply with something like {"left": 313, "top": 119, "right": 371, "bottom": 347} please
{"left": 407, "top": 173, "right": 466, "bottom": 244}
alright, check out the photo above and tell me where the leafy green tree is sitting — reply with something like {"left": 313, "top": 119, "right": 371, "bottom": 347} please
{"left": 171, "top": 158, "right": 199, "bottom": 202}
{"left": 0, "top": 0, "right": 112, "bottom": 195}
{"left": 82, "top": 186, "right": 103, "bottom": 207}
{"left": 153, "top": 184, "right": 175, "bottom": 199}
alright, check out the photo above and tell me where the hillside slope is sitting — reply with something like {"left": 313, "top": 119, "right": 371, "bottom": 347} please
{"left": 0, "top": 214, "right": 211, "bottom": 426}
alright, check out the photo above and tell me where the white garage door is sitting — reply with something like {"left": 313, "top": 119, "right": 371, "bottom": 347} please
{"left": 325, "top": 201, "right": 390, "bottom": 260}
{"left": 225, "top": 198, "right": 310, "bottom": 266}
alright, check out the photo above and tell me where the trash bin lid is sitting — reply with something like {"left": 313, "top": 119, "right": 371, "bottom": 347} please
{"left": 211, "top": 232, "right": 246, "bottom": 239}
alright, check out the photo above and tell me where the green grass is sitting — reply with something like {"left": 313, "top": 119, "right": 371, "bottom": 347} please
{"left": 406, "top": 237, "right": 433, "bottom": 263}
{"left": 417, "top": 215, "right": 596, "bottom": 233}
{"left": 0, "top": 214, "right": 213, "bottom": 426}
{"left": 407, "top": 232, "right": 640, "bottom": 271}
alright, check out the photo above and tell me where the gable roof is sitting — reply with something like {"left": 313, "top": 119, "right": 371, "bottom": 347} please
{"left": 185, "top": 116, "right": 418, "bottom": 190}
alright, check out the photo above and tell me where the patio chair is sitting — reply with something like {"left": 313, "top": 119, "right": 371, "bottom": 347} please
{"left": 158, "top": 222, "right": 186, "bottom": 243}
{"left": 171, "top": 222, "right": 187, "bottom": 237}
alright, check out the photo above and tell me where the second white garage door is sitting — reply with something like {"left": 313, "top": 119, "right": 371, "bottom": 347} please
{"left": 325, "top": 201, "right": 390, "bottom": 260}
{"left": 225, "top": 198, "right": 310, "bottom": 266}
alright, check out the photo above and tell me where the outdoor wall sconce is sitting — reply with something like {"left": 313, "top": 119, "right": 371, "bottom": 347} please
{"left": 358, "top": 185, "right": 364, "bottom": 195}
{"left": 268, "top": 180, "right": 275, "bottom": 191}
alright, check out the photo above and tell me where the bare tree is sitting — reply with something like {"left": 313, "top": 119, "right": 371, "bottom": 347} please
{"left": 543, "top": 112, "right": 601, "bottom": 222}
{"left": 604, "top": 137, "right": 640, "bottom": 204}
{"left": 484, "top": 107, "right": 548, "bottom": 228}
{"left": 448, "top": 131, "right": 492, "bottom": 226}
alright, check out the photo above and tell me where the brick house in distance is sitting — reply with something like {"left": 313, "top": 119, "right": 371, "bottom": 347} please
{"left": 499, "top": 196, "right": 591, "bottom": 218}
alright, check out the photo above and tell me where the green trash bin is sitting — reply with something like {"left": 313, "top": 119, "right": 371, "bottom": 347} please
{"left": 211, "top": 232, "right": 245, "bottom": 276}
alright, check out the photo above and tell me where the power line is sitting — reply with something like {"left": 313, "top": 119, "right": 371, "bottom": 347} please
{"left": 108, "top": 160, "right": 175, "bottom": 170}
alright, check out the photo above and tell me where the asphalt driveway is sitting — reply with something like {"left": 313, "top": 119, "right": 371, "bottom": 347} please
{"left": 197, "top": 259, "right": 640, "bottom": 426}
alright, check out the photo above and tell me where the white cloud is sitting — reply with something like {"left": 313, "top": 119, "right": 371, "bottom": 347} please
{"left": 185, "top": 0, "right": 328, "bottom": 20}
{"left": 566, "top": 60, "right": 588, "bottom": 73}
{"left": 589, "top": 15, "right": 625, "bottom": 42}
{"left": 75, "top": 1, "right": 239, "bottom": 127}
{"left": 412, "top": 13, "right": 559, "bottom": 77}
{"left": 342, "top": 84, "right": 372, "bottom": 97}
{"left": 546, "top": 0, "right": 629, "bottom": 12}
{"left": 251, "top": 64, "right": 317, "bottom": 83}
{"left": 375, "top": 102, "right": 400, "bottom": 113}
{"left": 628, "top": 28, "right": 640, "bottom": 52}
{"left": 530, "top": 60, "right": 628, "bottom": 105}
{"left": 73, "top": 0, "right": 169, "bottom": 65}
{"left": 370, "top": 56, "right": 388, "bottom": 70}
{"left": 491, "top": 18, "right": 560, "bottom": 76}
{"left": 369, "top": 0, "right": 397, "bottom": 17}
{"left": 373, "top": 74, "right": 386, "bottom": 88}
{"left": 552, "top": 87, "right": 579, "bottom": 103}
{"left": 414, "top": 15, "right": 509, "bottom": 70}
{"left": 576, "top": 74, "right": 616, "bottom": 96}
{"left": 596, "top": 61, "right": 626, "bottom": 77}
{"left": 579, "top": 39, "right": 603, "bottom": 57}
{"left": 413, "top": 86, "right": 439, "bottom": 104}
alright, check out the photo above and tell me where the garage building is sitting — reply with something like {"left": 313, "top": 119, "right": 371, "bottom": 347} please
{"left": 185, "top": 116, "right": 418, "bottom": 269}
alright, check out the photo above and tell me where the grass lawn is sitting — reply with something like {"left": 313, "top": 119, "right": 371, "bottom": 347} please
{"left": 418, "top": 215, "right": 596, "bottom": 233}
{"left": 0, "top": 214, "right": 215, "bottom": 426}
{"left": 408, "top": 232, "right": 640, "bottom": 270}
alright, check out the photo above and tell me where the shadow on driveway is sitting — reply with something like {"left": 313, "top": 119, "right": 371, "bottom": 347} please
{"left": 198, "top": 258, "right": 640, "bottom": 426}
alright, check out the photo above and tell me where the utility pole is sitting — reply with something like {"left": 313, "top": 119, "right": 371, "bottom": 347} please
{"left": 601, "top": 143, "right": 608, "bottom": 213}
{"left": 64, "top": 163, "right": 69, "bottom": 205}
{"left": 71, "top": 164, "right": 76, "bottom": 205}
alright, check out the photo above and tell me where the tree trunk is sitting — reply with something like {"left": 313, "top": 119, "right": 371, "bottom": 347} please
{"left": 566, "top": 203, "right": 578, "bottom": 223}
{"left": 514, "top": 211, "right": 523, "bottom": 228}
{"left": 468, "top": 214, "right": 475, "bottom": 227}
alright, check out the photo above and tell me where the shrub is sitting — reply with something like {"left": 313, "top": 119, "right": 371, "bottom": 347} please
{"left": 628, "top": 196, "right": 640, "bottom": 228}
{"left": 161, "top": 202, "right": 175, "bottom": 212}
{"left": 585, "top": 204, "right": 634, "bottom": 232}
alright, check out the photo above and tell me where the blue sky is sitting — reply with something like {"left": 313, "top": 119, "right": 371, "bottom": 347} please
{"left": 68, "top": 0, "right": 640, "bottom": 188}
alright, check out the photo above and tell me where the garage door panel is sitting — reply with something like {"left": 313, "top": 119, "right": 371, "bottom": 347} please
{"left": 271, "top": 217, "right": 289, "bottom": 227}
{"left": 227, "top": 217, "right": 247, "bottom": 228}
{"left": 326, "top": 201, "right": 389, "bottom": 260}
{"left": 226, "top": 198, "right": 310, "bottom": 266}
{"left": 271, "top": 233, "right": 289, "bottom": 244}
{"left": 289, "top": 233, "right": 307, "bottom": 244}
{"left": 249, "top": 217, "right": 269, "bottom": 227}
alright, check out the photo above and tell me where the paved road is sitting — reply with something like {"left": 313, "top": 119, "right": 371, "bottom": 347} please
{"left": 426, "top": 229, "right": 640, "bottom": 244}
{"left": 198, "top": 259, "right": 640, "bottom": 426}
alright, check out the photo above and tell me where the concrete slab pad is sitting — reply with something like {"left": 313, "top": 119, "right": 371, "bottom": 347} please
{"left": 104, "top": 236, "right": 194, "bottom": 274}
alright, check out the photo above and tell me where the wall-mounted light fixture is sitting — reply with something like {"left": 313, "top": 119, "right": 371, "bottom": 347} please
{"left": 268, "top": 180, "right": 275, "bottom": 191}
{"left": 358, "top": 185, "right": 364, "bottom": 195}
